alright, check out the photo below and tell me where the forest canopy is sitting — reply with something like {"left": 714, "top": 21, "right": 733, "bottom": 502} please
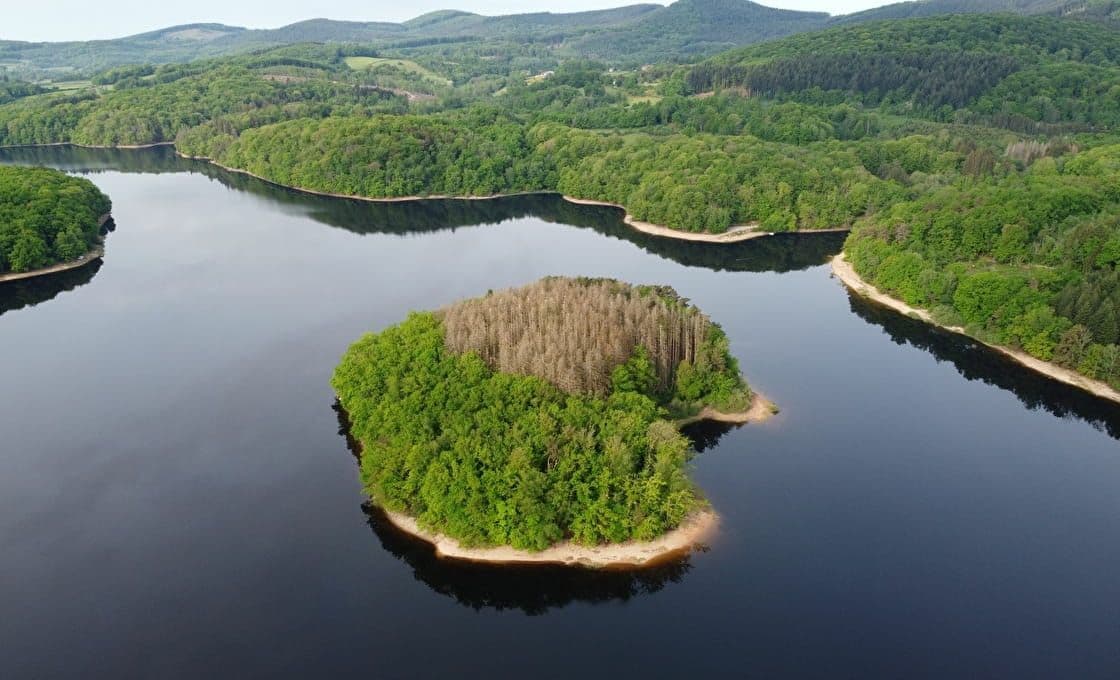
{"left": 331, "top": 278, "right": 753, "bottom": 551}
{"left": 0, "top": 166, "right": 111, "bottom": 274}
{"left": 844, "top": 144, "right": 1120, "bottom": 391}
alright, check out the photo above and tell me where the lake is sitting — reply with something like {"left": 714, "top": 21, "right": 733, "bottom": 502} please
{"left": 2, "top": 146, "right": 1118, "bottom": 679}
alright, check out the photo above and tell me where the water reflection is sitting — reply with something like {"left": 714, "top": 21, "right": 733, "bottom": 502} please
{"left": 680, "top": 419, "right": 740, "bottom": 453}
{"left": 0, "top": 145, "right": 845, "bottom": 274}
{"left": 362, "top": 504, "right": 693, "bottom": 615}
{"left": 848, "top": 291, "right": 1120, "bottom": 440}
{"left": 334, "top": 401, "right": 697, "bottom": 614}
{"left": 0, "top": 259, "right": 102, "bottom": 318}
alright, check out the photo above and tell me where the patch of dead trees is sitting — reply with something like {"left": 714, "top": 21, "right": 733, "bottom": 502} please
{"left": 441, "top": 277, "right": 714, "bottom": 396}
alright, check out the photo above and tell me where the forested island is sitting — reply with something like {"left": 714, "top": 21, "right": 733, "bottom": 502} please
{"left": 0, "top": 166, "right": 111, "bottom": 279}
{"left": 332, "top": 277, "right": 772, "bottom": 566}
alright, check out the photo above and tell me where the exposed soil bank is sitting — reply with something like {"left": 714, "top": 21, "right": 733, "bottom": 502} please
{"left": 832, "top": 253, "right": 1120, "bottom": 406}
{"left": 0, "top": 214, "right": 111, "bottom": 284}
{"left": 675, "top": 393, "right": 778, "bottom": 427}
{"left": 381, "top": 507, "right": 719, "bottom": 568}
{"left": 563, "top": 196, "right": 850, "bottom": 244}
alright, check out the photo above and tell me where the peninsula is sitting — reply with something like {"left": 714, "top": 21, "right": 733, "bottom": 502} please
{"left": 332, "top": 277, "right": 774, "bottom": 567}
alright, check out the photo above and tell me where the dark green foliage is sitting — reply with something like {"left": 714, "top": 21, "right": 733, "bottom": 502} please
{"left": 688, "top": 15, "right": 1120, "bottom": 128}
{"left": 0, "top": 166, "right": 110, "bottom": 274}
{"left": 216, "top": 115, "right": 551, "bottom": 197}
{"left": 0, "top": 77, "right": 46, "bottom": 104}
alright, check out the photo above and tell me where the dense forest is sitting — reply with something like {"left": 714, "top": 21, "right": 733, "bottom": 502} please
{"left": 3, "top": 16, "right": 1118, "bottom": 233}
{"left": 332, "top": 278, "right": 752, "bottom": 550}
{"left": 845, "top": 143, "right": 1120, "bottom": 390}
{"left": 686, "top": 15, "right": 1120, "bottom": 129}
{"left": 0, "top": 166, "right": 111, "bottom": 274}
{"left": 4, "top": 10, "right": 1120, "bottom": 390}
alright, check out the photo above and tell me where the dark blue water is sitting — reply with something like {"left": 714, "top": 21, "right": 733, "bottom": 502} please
{"left": 2, "top": 147, "right": 1118, "bottom": 679}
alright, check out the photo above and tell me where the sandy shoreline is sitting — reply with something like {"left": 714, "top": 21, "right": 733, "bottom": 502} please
{"left": 675, "top": 393, "right": 778, "bottom": 426}
{"left": 562, "top": 196, "right": 850, "bottom": 243}
{"left": 0, "top": 214, "right": 111, "bottom": 284}
{"left": 360, "top": 393, "right": 774, "bottom": 568}
{"left": 381, "top": 507, "right": 719, "bottom": 568}
{"left": 831, "top": 253, "right": 1120, "bottom": 405}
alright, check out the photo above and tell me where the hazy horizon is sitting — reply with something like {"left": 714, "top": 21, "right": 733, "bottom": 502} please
{"left": 6, "top": 0, "right": 891, "bottom": 42}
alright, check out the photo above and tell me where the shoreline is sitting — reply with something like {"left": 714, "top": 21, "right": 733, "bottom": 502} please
{"left": 0, "top": 213, "right": 111, "bottom": 285}
{"left": 831, "top": 253, "right": 1120, "bottom": 406}
{"left": 350, "top": 395, "right": 772, "bottom": 568}
{"left": 675, "top": 393, "right": 778, "bottom": 427}
{"left": 562, "top": 196, "right": 851, "bottom": 244}
{"left": 380, "top": 507, "right": 719, "bottom": 568}
{"left": 8, "top": 143, "right": 847, "bottom": 245}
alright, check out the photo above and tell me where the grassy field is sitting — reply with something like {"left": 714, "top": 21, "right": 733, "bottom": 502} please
{"left": 343, "top": 57, "right": 450, "bottom": 85}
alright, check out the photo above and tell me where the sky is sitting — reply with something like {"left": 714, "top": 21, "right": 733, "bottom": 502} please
{"left": 5, "top": 0, "right": 889, "bottom": 42}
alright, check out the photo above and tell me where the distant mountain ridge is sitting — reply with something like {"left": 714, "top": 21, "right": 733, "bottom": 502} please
{"left": 1, "top": 0, "right": 1116, "bottom": 78}
{"left": 832, "top": 0, "right": 1120, "bottom": 24}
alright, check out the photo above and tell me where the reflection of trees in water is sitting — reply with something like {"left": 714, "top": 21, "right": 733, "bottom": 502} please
{"left": 362, "top": 504, "right": 693, "bottom": 615}
{"left": 680, "top": 419, "right": 739, "bottom": 453}
{"left": 0, "top": 145, "right": 846, "bottom": 274}
{"left": 848, "top": 292, "right": 1120, "bottom": 440}
{"left": 333, "top": 401, "right": 695, "bottom": 615}
{"left": 0, "top": 259, "right": 101, "bottom": 318}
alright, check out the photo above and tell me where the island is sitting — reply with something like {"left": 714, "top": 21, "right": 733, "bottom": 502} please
{"left": 0, "top": 166, "right": 112, "bottom": 282}
{"left": 332, "top": 277, "right": 775, "bottom": 567}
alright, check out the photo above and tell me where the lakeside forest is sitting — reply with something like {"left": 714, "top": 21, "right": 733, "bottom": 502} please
{"left": 332, "top": 278, "right": 751, "bottom": 549}
{"left": 1, "top": 6, "right": 1118, "bottom": 391}
{"left": 0, "top": 166, "right": 110, "bottom": 274}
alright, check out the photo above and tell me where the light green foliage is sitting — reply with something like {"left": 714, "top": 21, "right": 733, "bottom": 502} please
{"left": 845, "top": 143, "right": 1120, "bottom": 389}
{"left": 333, "top": 278, "right": 752, "bottom": 550}
{"left": 332, "top": 313, "right": 700, "bottom": 550}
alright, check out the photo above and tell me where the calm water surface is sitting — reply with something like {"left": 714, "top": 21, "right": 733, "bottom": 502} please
{"left": 2, "top": 147, "right": 1118, "bottom": 679}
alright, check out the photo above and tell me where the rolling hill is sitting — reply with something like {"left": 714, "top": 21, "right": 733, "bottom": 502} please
{"left": 1, "top": 0, "right": 1117, "bottom": 80}
{"left": 0, "top": 0, "right": 831, "bottom": 77}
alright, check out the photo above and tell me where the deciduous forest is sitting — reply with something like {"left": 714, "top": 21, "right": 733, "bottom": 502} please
{"left": 0, "top": 166, "right": 110, "bottom": 274}
{"left": 332, "top": 279, "right": 751, "bottom": 549}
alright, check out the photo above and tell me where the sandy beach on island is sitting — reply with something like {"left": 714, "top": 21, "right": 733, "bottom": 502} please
{"left": 831, "top": 253, "right": 1120, "bottom": 406}
{"left": 364, "top": 395, "right": 775, "bottom": 568}
{"left": 382, "top": 507, "right": 719, "bottom": 568}
{"left": 0, "top": 214, "right": 111, "bottom": 285}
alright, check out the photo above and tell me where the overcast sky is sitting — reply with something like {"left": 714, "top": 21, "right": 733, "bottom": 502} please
{"left": 5, "top": 0, "right": 889, "bottom": 42}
